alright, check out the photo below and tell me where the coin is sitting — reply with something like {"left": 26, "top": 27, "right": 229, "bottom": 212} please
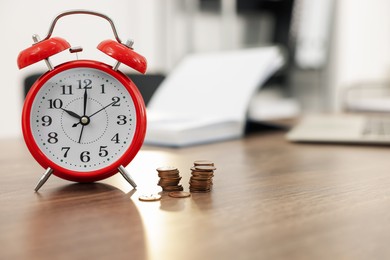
{"left": 194, "top": 160, "right": 214, "bottom": 166}
{"left": 168, "top": 191, "right": 191, "bottom": 198}
{"left": 158, "top": 180, "right": 181, "bottom": 186}
{"left": 160, "top": 176, "right": 182, "bottom": 180}
{"left": 158, "top": 172, "right": 180, "bottom": 178}
{"left": 157, "top": 166, "right": 178, "bottom": 172}
{"left": 190, "top": 176, "right": 213, "bottom": 181}
{"left": 158, "top": 169, "right": 179, "bottom": 173}
{"left": 163, "top": 185, "right": 184, "bottom": 192}
{"left": 191, "top": 172, "right": 214, "bottom": 178}
{"left": 189, "top": 189, "right": 211, "bottom": 193}
{"left": 138, "top": 194, "right": 162, "bottom": 202}
{"left": 159, "top": 176, "right": 182, "bottom": 181}
{"left": 189, "top": 178, "right": 213, "bottom": 183}
{"left": 194, "top": 165, "right": 217, "bottom": 171}
{"left": 158, "top": 179, "right": 181, "bottom": 184}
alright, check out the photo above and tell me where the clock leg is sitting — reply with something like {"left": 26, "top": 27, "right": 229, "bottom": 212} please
{"left": 113, "top": 39, "right": 134, "bottom": 71}
{"left": 34, "top": 167, "right": 54, "bottom": 192}
{"left": 118, "top": 165, "right": 137, "bottom": 189}
{"left": 32, "top": 34, "right": 54, "bottom": 71}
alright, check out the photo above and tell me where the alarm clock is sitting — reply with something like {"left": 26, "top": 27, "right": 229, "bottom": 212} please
{"left": 17, "top": 10, "right": 147, "bottom": 191}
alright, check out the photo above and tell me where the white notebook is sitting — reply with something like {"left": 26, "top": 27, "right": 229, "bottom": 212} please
{"left": 145, "top": 47, "right": 285, "bottom": 147}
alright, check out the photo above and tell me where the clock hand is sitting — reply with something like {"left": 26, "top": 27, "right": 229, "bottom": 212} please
{"left": 88, "top": 100, "right": 116, "bottom": 118}
{"left": 61, "top": 108, "right": 82, "bottom": 120}
{"left": 83, "top": 87, "right": 88, "bottom": 116}
{"left": 71, "top": 87, "right": 89, "bottom": 128}
{"left": 78, "top": 125, "right": 85, "bottom": 143}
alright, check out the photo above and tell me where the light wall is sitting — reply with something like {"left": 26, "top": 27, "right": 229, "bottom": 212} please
{"left": 0, "top": 0, "right": 261, "bottom": 139}
{"left": 0, "top": 0, "right": 164, "bottom": 138}
{"left": 329, "top": 0, "right": 390, "bottom": 110}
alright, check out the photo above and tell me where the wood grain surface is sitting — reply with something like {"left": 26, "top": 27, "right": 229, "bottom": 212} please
{"left": 2, "top": 132, "right": 390, "bottom": 260}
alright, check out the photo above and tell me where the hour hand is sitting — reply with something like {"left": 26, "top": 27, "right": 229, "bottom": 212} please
{"left": 61, "top": 108, "right": 82, "bottom": 119}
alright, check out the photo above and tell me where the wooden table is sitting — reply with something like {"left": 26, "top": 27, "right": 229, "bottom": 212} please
{"left": 2, "top": 131, "right": 390, "bottom": 260}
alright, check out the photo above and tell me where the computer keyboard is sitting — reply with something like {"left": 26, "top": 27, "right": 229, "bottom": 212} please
{"left": 361, "top": 117, "right": 390, "bottom": 136}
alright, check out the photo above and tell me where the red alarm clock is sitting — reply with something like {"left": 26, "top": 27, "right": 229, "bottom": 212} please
{"left": 17, "top": 10, "right": 147, "bottom": 191}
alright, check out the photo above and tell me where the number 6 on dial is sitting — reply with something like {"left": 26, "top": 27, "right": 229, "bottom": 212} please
{"left": 17, "top": 10, "right": 147, "bottom": 191}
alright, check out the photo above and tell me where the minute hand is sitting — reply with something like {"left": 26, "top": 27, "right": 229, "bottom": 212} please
{"left": 89, "top": 100, "right": 117, "bottom": 118}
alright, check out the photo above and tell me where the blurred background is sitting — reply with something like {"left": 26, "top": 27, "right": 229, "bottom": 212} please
{"left": 2, "top": 0, "right": 390, "bottom": 139}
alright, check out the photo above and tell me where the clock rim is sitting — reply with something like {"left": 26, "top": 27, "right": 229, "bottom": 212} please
{"left": 22, "top": 60, "right": 147, "bottom": 182}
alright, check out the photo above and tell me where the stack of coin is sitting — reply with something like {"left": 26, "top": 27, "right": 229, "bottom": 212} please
{"left": 189, "top": 160, "right": 216, "bottom": 193}
{"left": 156, "top": 166, "right": 183, "bottom": 192}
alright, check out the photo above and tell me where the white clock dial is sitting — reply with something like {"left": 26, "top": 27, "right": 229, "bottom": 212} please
{"left": 30, "top": 67, "right": 137, "bottom": 172}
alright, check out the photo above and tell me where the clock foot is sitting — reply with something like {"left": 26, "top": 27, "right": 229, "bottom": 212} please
{"left": 34, "top": 167, "right": 54, "bottom": 192}
{"left": 118, "top": 165, "right": 137, "bottom": 189}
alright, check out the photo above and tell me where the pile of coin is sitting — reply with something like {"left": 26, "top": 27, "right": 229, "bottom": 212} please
{"left": 156, "top": 166, "right": 184, "bottom": 192}
{"left": 189, "top": 160, "right": 216, "bottom": 193}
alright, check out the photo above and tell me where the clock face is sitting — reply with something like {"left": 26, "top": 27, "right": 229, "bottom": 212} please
{"left": 29, "top": 66, "right": 138, "bottom": 173}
